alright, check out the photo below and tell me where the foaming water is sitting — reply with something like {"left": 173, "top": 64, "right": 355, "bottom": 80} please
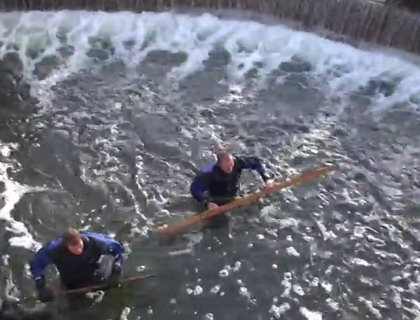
{"left": 0, "top": 11, "right": 419, "bottom": 115}
{"left": 0, "top": 8, "right": 419, "bottom": 320}
{"left": 0, "top": 143, "right": 40, "bottom": 250}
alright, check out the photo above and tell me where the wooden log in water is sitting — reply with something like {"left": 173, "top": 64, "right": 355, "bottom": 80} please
{"left": 158, "top": 164, "right": 337, "bottom": 236}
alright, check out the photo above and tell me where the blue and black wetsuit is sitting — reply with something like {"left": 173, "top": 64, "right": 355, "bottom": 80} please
{"left": 190, "top": 155, "right": 270, "bottom": 227}
{"left": 30, "top": 232, "right": 125, "bottom": 290}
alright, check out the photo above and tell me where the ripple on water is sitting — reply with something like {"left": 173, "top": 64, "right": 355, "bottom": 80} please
{"left": 0, "top": 9, "right": 419, "bottom": 320}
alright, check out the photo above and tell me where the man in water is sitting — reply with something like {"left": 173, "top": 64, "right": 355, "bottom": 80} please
{"left": 30, "top": 228, "right": 125, "bottom": 302}
{"left": 190, "top": 151, "right": 275, "bottom": 228}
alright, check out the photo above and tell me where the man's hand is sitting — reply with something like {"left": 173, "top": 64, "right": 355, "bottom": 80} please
{"left": 35, "top": 277, "right": 55, "bottom": 303}
{"left": 111, "top": 261, "right": 122, "bottom": 277}
{"left": 106, "top": 261, "right": 122, "bottom": 288}
{"left": 94, "top": 254, "right": 116, "bottom": 283}
{"left": 93, "top": 268, "right": 107, "bottom": 284}
{"left": 263, "top": 179, "right": 276, "bottom": 192}
{"left": 207, "top": 202, "right": 219, "bottom": 210}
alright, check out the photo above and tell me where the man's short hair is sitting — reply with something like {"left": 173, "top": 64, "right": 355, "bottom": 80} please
{"left": 216, "top": 151, "right": 232, "bottom": 163}
{"left": 62, "top": 228, "right": 82, "bottom": 246}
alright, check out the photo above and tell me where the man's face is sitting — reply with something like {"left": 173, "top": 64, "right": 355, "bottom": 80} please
{"left": 219, "top": 154, "right": 235, "bottom": 174}
{"left": 67, "top": 238, "right": 84, "bottom": 255}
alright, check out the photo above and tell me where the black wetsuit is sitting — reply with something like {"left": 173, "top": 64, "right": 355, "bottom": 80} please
{"left": 30, "top": 232, "right": 125, "bottom": 290}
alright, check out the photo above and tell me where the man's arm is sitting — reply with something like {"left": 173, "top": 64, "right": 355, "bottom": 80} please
{"left": 238, "top": 156, "right": 271, "bottom": 181}
{"left": 29, "top": 238, "right": 61, "bottom": 302}
{"left": 30, "top": 238, "right": 61, "bottom": 281}
{"left": 84, "top": 232, "right": 125, "bottom": 265}
{"left": 190, "top": 173, "right": 211, "bottom": 207}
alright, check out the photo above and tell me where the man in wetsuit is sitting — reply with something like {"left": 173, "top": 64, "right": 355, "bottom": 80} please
{"left": 30, "top": 228, "right": 125, "bottom": 302}
{"left": 190, "top": 151, "right": 275, "bottom": 228}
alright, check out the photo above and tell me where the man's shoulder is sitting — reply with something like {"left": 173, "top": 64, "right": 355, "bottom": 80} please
{"left": 233, "top": 154, "right": 247, "bottom": 166}
{"left": 82, "top": 231, "right": 110, "bottom": 241}
{"left": 194, "top": 163, "right": 216, "bottom": 179}
{"left": 236, "top": 154, "right": 262, "bottom": 164}
{"left": 36, "top": 237, "right": 64, "bottom": 261}
{"left": 200, "top": 163, "right": 216, "bottom": 173}
{"left": 82, "top": 231, "right": 120, "bottom": 245}
{"left": 43, "top": 237, "right": 63, "bottom": 252}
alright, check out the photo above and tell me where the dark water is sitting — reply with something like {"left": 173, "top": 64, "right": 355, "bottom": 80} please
{"left": 0, "top": 10, "right": 420, "bottom": 320}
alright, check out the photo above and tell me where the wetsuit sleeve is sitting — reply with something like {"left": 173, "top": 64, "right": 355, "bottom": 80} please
{"left": 190, "top": 173, "right": 210, "bottom": 206}
{"left": 238, "top": 156, "right": 270, "bottom": 181}
{"left": 85, "top": 232, "right": 125, "bottom": 265}
{"left": 30, "top": 238, "right": 61, "bottom": 281}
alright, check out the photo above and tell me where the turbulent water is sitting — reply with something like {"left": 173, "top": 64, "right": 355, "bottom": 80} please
{"left": 0, "top": 10, "right": 420, "bottom": 320}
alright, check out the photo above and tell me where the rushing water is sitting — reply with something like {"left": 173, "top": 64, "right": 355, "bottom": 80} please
{"left": 0, "top": 10, "right": 420, "bottom": 320}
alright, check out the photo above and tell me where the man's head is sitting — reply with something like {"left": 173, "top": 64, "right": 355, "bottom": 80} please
{"left": 217, "top": 151, "right": 235, "bottom": 174}
{"left": 62, "top": 228, "right": 84, "bottom": 255}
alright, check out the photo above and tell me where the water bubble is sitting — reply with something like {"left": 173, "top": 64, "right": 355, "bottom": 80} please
{"left": 194, "top": 285, "right": 203, "bottom": 295}
{"left": 256, "top": 234, "right": 265, "bottom": 240}
{"left": 204, "top": 313, "right": 214, "bottom": 320}
{"left": 286, "top": 247, "right": 300, "bottom": 257}
{"left": 233, "top": 261, "right": 241, "bottom": 271}
{"left": 210, "top": 285, "right": 221, "bottom": 294}
{"left": 219, "top": 269, "right": 229, "bottom": 277}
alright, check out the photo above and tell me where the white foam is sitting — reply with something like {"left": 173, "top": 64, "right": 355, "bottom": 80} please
{"left": 119, "top": 307, "right": 131, "bottom": 320}
{"left": 353, "top": 226, "right": 366, "bottom": 239}
{"left": 351, "top": 257, "right": 372, "bottom": 267}
{"left": 239, "top": 286, "right": 251, "bottom": 299}
{"left": 286, "top": 246, "right": 300, "bottom": 257}
{"left": 392, "top": 289, "right": 402, "bottom": 308}
{"left": 0, "top": 11, "right": 418, "bottom": 114}
{"left": 321, "top": 281, "right": 332, "bottom": 293}
{"left": 0, "top": 144, "right": 40, "bottom": 251}
{"left": 300, "top": 307, "right": 323, "bottom": 320}
{"left": 366, "top": 234, "right": 386, "bottom": 247}
{"left": 193, "top": 285, "right": 203, "bottom": 295}
{"left": 219, "top": 268, "right": 229, "bottom": 277}
{"left": 210, "top": 284, "right": 221, "bottom": 294}
{"left": 293, "top": 284, "right": 305, "bottom": 296}
{"left": 0, "top": 145, "right": 14, "bottom": 157}
{"left": 269, "top": 303, "right": 291, "bottom": 319}
{"left": 411, "top": 299, "right": 420, "bottom": 316}
{"left": 204, "top": 313, "right": 214, "bottom": 320}
{"left": 168, "top": 248, "right": 193, "bottom": 256}
{"left": 326, "top": 298, "right": 340, "bottom": 311}
{"left": 358, "top": 297, "right": 382, "bottom": 319}
{"left": 309, "top": 277, "right": 319, "bottom": 287}
{"left": 233, "top": 261, "right": 241, "bottom": 272}
{"left": 278, "top": 218, "right": 300, "bottom": 229}
{"left": 281, "top": 272, "right": 292, "bottom": 298}
{"left": 316, "top": 221, "right": 337, "bottom": 241}
{"left": 325, "top": 265, "right": 333, "bottom": 275}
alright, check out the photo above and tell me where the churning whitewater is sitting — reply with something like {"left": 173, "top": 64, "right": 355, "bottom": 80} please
{"left": 0, "top": 10, "right": 420, "bottom": 320}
